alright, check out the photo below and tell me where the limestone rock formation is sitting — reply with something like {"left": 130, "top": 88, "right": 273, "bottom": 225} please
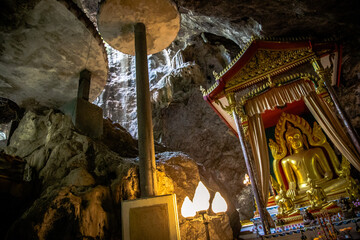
{"left": 2, "top": 0, "right": 360, "bottom": 236}
{"left": 91, "top": 0, "right": 360, "bottom": 221}
{"left": 96, "top": 36, "right": 255, "bottom": 220}
{"left": 0, "top": 0, "right": 108, "bottom": 108}
{"left": 101, "top": 118, "right": 138, "bottom": 158}
{"left": 2, "top": 109, "right": 239, "bottom": 239}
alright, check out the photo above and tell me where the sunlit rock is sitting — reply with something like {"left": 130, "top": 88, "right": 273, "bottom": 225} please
{"left": 3, "top": 110, "right": 237, "bottom": 239}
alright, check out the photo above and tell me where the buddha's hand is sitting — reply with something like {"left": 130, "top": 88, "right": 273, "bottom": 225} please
{"left": 269, "top": 139, "right": 278, "bottom": 156}
{"left": 286, "top": 182, "right": 297, "bottom": 200}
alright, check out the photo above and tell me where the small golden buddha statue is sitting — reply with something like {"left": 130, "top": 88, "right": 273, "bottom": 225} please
{"left": 306, "top": 176, "right": 335, "bottom": 210}
{"left": 269, "top": 113, "right": 350, "bottom": 205}
{"left": 276, "top": 189, "right": 299, "bottom": 217}
{"left": 341, "top": 158, "right": 360, "bottom": 200}
{"left": 271, "top": 176, "right": 299, "bottom": 217}
{"left": 345, "top": 177, "right": 360, "bottom": 200}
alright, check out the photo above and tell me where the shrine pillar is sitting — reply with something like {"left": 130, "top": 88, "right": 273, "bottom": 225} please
{"left": 201, "top": 37, "right": 360, "bottom": 234}
{"left": 311, "top": 58, "right": 360, "bottom": 156}
{"left": 227, "top": 93, "right": 271, "bottom": 235}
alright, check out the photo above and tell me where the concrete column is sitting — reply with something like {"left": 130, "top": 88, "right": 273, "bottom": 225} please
{"left": 134, "top": 22, "right": 157, "bottom": 197}
{"left": 78, "top": 69, "right": 91, "bottom": 101}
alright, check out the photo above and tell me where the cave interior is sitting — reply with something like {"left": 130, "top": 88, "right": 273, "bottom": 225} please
{"left": 1, "top": 0, "right": 360, "bottom": 239}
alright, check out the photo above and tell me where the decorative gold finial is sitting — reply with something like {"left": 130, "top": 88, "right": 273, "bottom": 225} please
{"left": 212, "top": 71, "right": 217, "bottom": 78}
{"left": 200, "top": 86, "right": 206, "bottom": 96}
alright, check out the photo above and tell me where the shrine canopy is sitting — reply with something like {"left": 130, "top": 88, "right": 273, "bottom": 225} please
{"left": 201, "top": 37, "right": 342, "bottom": 134}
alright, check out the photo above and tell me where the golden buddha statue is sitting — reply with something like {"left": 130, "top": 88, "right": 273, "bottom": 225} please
{"left": 341, "top": 158, "right": 360, "bottom": 200}
{"left": 269, "top": 113, "right": 351, "bottom": 205}
{"left": 280, "top": 124, "right": 334, "bottom": 199}
{"left": 306, "top": 176, "right": 336, "bottom": 210}
{"left": 271, "top": 176, "right": 299, "bottom": 217}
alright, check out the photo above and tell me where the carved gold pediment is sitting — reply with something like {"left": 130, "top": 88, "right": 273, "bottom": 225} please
{"left": 225, "top": 48, "right": 314, "bottom": 91}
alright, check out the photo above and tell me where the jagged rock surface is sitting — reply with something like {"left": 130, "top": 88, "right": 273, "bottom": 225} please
{"left": 3, "top": 110, "right": 239, "bottom": 239}
{"left": 2, "top": 0, "right": 360, "bottom": 232}
{"left": 96, "top": 35, "right": 256, "bottom": 220}
{"left": 91, "top": 0, "right": 360, "bottom": 221}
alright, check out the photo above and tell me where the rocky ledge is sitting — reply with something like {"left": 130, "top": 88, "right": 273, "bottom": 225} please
{"left": 1, "top": 109, "right": 240, "bottom": 239}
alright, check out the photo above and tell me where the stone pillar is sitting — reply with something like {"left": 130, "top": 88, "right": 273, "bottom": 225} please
{"left": 78, "top": 69, "right": 91, "bottom": 101}
{"left": 60, "top": 69, "right": 103, "bottom": 138}
{"left": 134, "top": 22, "right": 157, "bottom": 197}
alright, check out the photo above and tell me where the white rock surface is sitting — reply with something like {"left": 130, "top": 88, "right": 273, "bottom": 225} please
{"left": 98, "top": 0, "right": 180, "bottom": 55}
{"left": 0, "top": 0, "right": 108, "bottom": 108}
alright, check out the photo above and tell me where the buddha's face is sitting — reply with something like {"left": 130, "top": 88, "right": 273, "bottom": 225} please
{"left": 285, "top": 127, "right": 303, "bottom": 150}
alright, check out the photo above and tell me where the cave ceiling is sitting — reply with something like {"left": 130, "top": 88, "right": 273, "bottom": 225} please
{"left": 0, "top": 0, "right": 359, "bottom": 126}
{"left": 0, "top": 0, "right": 108, "bottom": 109}
{"left": 1, "top": 0, "right": 359, "bottom": 94}
{"left": 77, "top": 0, "right": 360, "bottom": 82}
{"left": 174, "top": 0, "right": 360, "bottom": 39}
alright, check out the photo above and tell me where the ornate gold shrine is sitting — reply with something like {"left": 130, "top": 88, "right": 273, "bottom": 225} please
{"left": 202, "top": 37, "right": 360, "bottom": 223}
{"left": 270, "top": 113, "right": 354, "bottom": 207}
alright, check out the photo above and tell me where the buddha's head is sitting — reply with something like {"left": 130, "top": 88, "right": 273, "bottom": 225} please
{"left": 285, "top": 123, "right": 304, "bottom": 151}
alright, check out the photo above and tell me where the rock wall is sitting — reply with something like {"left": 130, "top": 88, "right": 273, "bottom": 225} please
{"left": 3, "top": 109, "right": 239, "bottom": 239}
{"left": 95, "top": 34, "right": 256, "bottom": 220}
{"left": 2, "top": 0, "right": 360, "bottom": 238}
{"left": 4, "top": 0, "right": 357, "bottom": 234}
{"left": 92, "top": 0, "right": 360, "bottom": 221}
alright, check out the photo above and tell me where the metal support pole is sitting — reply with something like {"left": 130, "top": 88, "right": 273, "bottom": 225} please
{"left": 200, "top": 212, "right": 211, "bottom": 240}
{"left": 204, "top": 221, "right": 210, "bottom": 240}
{"left": 232, "top": 110, "right": 270, "bottom": 235}
{"left": 134, "top": 22, "right": 157, "bottom": 197}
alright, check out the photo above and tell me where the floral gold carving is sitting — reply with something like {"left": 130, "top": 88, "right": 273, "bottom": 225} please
{"left": 225, "top": 48, "right": 313, "bottom": 90}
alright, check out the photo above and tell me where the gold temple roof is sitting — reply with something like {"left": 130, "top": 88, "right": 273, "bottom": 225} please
{"left": 203, "top": 37, "right": 338, "bottom": 100}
